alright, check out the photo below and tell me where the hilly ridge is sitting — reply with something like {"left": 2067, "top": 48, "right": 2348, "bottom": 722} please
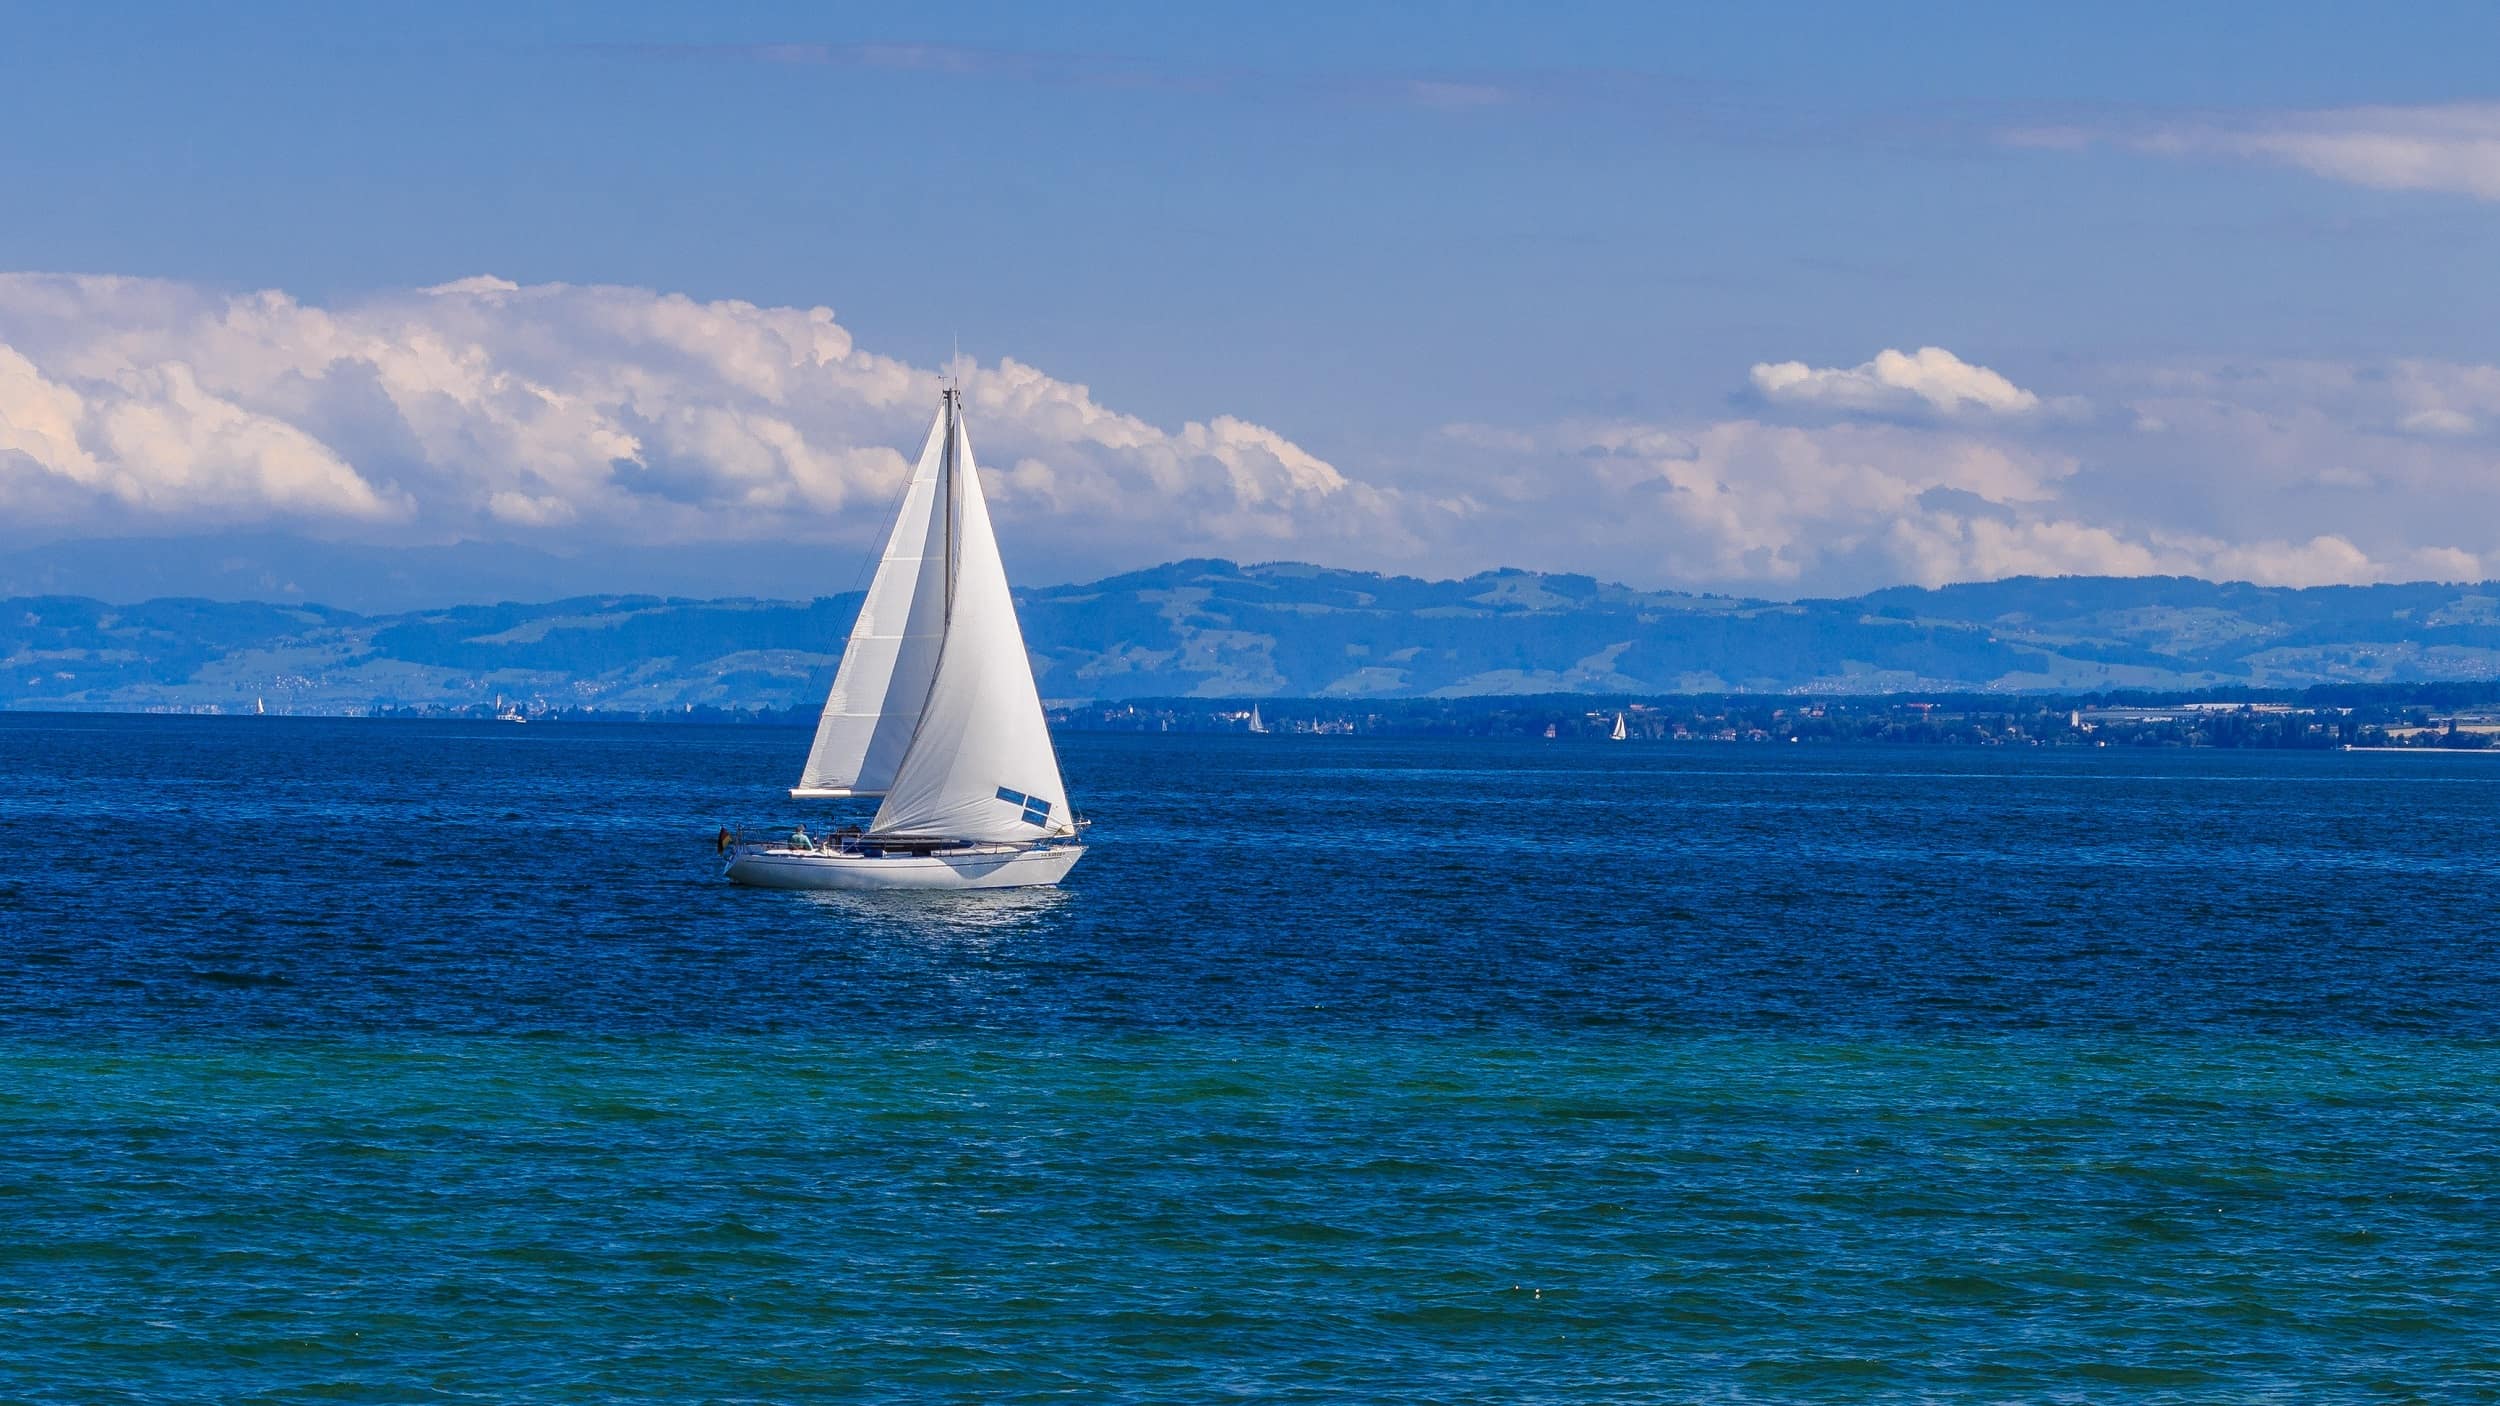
{"left": 8, "top": 560, "right": 2500, "bottom": 713}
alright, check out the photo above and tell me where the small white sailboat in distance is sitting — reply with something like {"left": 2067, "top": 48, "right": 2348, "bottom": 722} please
{"left": 725, "top": 387, "right": 1085, "bottom": 891}
{"left": 1247, "top": 704, "right": 1269, "bottom": 735}
{"left": 1611, "top": 712, "right": 1629, "bottom": 741}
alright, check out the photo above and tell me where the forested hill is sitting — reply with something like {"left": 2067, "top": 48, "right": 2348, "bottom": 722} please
{"left": 8, "top": 559, "right": 2500, "bottom": 712}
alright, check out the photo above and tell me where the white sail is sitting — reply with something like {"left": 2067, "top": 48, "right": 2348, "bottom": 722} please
{"left": 792, "top": 407, "right": 954, "bottom": 797}
{"left": 869, "top": 400, "right": 1074, "bottom": 842}
{"left": 1611, "top": 712, "right": 1628, "bottom": 741}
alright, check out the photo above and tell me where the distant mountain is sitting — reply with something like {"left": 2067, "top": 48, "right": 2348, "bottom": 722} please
{"left": 7, "top": 560, "right": 2500, "bottom": 713}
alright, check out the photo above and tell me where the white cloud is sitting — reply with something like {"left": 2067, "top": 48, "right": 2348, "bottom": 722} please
{"left": 485, "top": 490, "right": 576, "bottom": 527}
{"left": 0, "top": 346, "right": 100, "bottom": 485}
{"left": 1442, "top": 415, "right": 2178, "bottom": 590}
{"left": 2409, "top": 545, "right": 2486, "bottom": 581}
{"left": 1886, "top": 515, "right": 2168, "bottom": 587}
{"left": 0, "top": 274, "right": 1406, "bottom": 573}
{"left": 1640, "top": 418, "right": 2071, "bottom": 580}
{"left": 5, "top": 273, "right": 2498, "bottom": 596}
{"left": 2012, "top": 102, "right": 2500, "bottom": 201}
{"left": 0, "top": 338, "right": 402, "bottom": 524}
{"left": 2203, "top": 534, "right": 2380, "bottom": 587}
{"left": 2399, "top": 408, "right": 2476, "bottom": 437}
{"left": 1425, "top": 344, "right": 2500, "bottom": 592}
{"left": 1750, "top": 346, "right": 2042, "bottom": 417}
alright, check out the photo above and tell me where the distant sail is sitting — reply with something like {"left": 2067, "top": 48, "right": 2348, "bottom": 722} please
{"left": 1611, "top": 712, "right": 1628, "bottom": 741}
{"left": 793, "top": 409, "right": 953, "bottom": 798}
{"left": 868, "top": 406, "right": 1075, "bottom": 842}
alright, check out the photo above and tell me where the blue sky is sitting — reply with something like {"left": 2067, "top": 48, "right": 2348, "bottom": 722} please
{"left": 3, "top": 2, "right": 2499, "bottom": 597}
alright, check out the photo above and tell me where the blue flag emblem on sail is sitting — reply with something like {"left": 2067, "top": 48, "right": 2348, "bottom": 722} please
{"left": 995, "top": 786, "right": 1053, "bottom": 827}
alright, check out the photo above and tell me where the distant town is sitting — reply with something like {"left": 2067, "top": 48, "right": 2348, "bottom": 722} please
{"left": 341, "top": 685, "right": 2500, "bottom": 750}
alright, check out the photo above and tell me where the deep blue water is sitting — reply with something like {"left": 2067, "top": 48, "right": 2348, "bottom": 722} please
{"left": 4, "top": 714, "right": 2499, "bottom": 1401}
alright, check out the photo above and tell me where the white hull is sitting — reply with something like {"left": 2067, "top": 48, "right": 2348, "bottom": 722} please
{"left": 724, "top": 843, "right": 1084, "bottom": 891}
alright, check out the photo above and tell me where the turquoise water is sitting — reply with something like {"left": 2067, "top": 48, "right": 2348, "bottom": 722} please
{"left": 4, "top": 717, "right": 2499, "bottom": 1400}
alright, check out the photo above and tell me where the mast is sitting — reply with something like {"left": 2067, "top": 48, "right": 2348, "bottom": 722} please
{"left": 942, "top": 385, "right": 959, "bottom": 624}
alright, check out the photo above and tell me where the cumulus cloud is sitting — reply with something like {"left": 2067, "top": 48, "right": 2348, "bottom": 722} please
{"left": 1614, "top": 417, "right": 2072, "bottom": 580}
{"left": 0, "top": 274, "right": 1406, "bottom": 570}
{"left": 2200, "top": 534, "right": 2380, "bottom": 587}
{"left": 1430, "top": 345, "right": 2500, "bottom": 593}
{"left": 5, "top": 273, "right": 2497, "bottom": 596}
{"left": 2010, "top": 102, "right": 2500, "bottom": 201}
{"left": 0, "top": 338, "right": 403, "bottom": 525}
{"left": 1750, "top": 346, "right": 2043, "bottom": 418}
{"left": 1439, "top": 414, "right": 2164, "bottom": 590}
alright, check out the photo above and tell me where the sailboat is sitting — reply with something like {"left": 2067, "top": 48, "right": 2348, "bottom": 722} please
{"left": 1543, "top": 722, "right": 1556, "bottom": 739}
{"left": 1247, "top": 704, "right": 1269, "bottom": 735}
{"left": 1611, "top": 712, "right": 1629, "bottom": 741}
{"left": 724, "top": 388, "right": 1085, "bottom": 891}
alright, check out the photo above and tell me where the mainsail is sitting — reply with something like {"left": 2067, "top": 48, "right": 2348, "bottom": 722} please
{"left": 869, "top": 400, "right": 1075, "bottom": 842}
{"left": 792, "top": 408, "right": 954, "bottom": 797}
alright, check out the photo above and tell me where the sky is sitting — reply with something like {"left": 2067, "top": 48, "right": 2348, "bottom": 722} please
{"left": 3, "top": 1, "right": 2499, "bottom": 599}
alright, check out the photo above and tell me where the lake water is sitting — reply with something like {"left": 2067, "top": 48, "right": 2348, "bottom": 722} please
{"left": 4, "top": 714, "right": 2498, "bottom": 1401}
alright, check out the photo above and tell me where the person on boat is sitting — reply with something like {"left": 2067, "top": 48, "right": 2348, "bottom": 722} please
{"left": 791, "top": 823, "right": 812, "bottom": 851}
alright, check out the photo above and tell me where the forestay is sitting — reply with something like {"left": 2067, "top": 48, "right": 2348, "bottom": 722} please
{"left": 791, "top": 407, "right": 952, "bottom": 798}
{"left": 869, "top": 405, "right": 1075, "bottom": 843}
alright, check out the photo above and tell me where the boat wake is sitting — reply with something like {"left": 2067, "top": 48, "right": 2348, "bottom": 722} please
{"left": 793, "top": 883, "right": 1073, "bottom": 936}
